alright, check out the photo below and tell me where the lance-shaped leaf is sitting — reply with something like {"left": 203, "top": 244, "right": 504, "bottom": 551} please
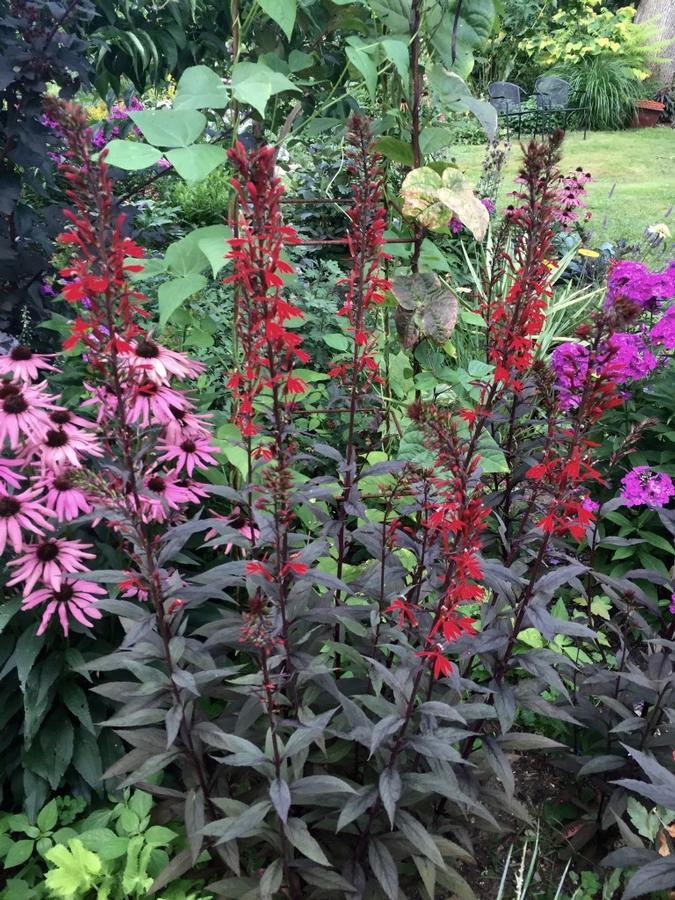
{"left": 401, "top": 166, "right": 488, "bottom": 240}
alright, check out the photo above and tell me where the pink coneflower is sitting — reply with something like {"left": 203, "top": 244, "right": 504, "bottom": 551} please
{"left": 178, "top": 478, "right": 209, "bottom": 503}
{"left": 48, "top": 408, "right": 94, "bottom": 431}
{"left": 42, "top": 470, "right": 92, "bottom": 521}
{"left": 163, "top": 406, "right": 212, "bottom": 444}
{"left": 25, "top": 425, "right": 103, "bottom": 470}
{"left": 141, "top": 471, "right": 193, "bottom": 521}
{"left": 0, "top": 457, "right": 24, "bottom": 489}
{"left": 0, "top": 487, "right": 53, "bottom": 554}
{"left": 127, "top": 381, "right": 192, "bottom": 428}
{"left": 21, "top": 578, "right": 105, "bottom": 636}
{"left": 157, "top": 433, "right": 218, "bottom": 476}
{"left": 0, "top": 346, "right": 58, "bottom": 382}
{"left": 6, "top": 538, "right": 95, "bottom": 593}
{"left": 0, "top": 382, "right": 55, "bottom": 448}
{"left": 121, "top": 337, "right": 204, "bottom": 384}
{"left": 81, "top": 382, "right": 118, "bottom": 423}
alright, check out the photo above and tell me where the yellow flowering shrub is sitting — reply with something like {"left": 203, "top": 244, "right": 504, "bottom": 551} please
{"left": 522, "top": 2, "right": 651, "bottom": 77}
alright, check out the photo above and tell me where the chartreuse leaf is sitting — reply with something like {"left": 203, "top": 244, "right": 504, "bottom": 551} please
{"left": 158, "top": 275, "right": 207, "bottom": 328}
{"left": 401, "top": 166, "right": 489, "bottom": 240}
{"left": 129, "top": 109, "right": 206, "bottom": 148}
{"left": 231, "top": 62, "right": 299, "bottom": 117}
{"left": 104, "top": 140, "right": 164, "bottom": 171}
{"left": 258, "top": 0, "right": 296, "bottom": 39}
{"left": 44, "top": 840, "right": 102, "bottom": 899}
{"left": 174, "top": 65, "right": 228, "bottom": 109}
{"left": 165, "top": 145, "right": 226, "bottom": 182}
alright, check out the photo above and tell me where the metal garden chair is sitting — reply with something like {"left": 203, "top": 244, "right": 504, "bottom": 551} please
{"left": 534, "top": 76, "right": 588, "bottom": 139}
{"left": 487, "top": 81, "right": 529, "bottom": 139}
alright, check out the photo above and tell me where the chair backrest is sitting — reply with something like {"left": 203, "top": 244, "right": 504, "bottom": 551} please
{"left": 535, "top": 76, "right": 570, "bottom": 109}
{"left": 488, "top": 81, "right": 523, "bottom": 113}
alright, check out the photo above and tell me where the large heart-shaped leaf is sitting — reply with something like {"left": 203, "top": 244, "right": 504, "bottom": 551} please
{"left": 391, "top": 273, "right": 458, "bottom": 347}
{"left": 258, "top": 0, "right": 296, "bottom": 40}
{"left": 158, "top": 275, "right": 207, "bottom": 328}
{"left": 104, "top": 140, "right": 164, "bottom": 171}
{"left": 129, "top": 109, "right": 206, "bottom": 148}
{"left": 165, "top": 145, "right": 226, "bottom": 182}
{"left": 231, "top": 62, "right": 299, "bottom": 118}
{"left": 174, "top": 65, "right": 228, "bottom": 109}
{"left": 402, "top": 166, "right": 488, "bottom": 239}
{"left": 428, "top": 65, "right": 497, "bottom": 140}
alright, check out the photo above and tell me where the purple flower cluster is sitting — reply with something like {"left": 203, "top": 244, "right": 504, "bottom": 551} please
{"left": 91, "top": 98, "right": 144, "bottom": 151}
{"left": 650, "top": 304, "right": 675, "bottom": 350}
{"left": 606, "top": 332, "right": 658, "bottom": 383}
{"left": 606, "top": 260, "right": 675, "bottom": 312}
{"left": 551, "top": 341, "right": 589, "bottom": 409}
{"left": 620, "top": 466, "right": 675, "bottom": 508}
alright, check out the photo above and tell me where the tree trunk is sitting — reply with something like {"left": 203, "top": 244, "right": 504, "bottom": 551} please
{"left": 636, "top": 0, "right": 675, "bottom": 86}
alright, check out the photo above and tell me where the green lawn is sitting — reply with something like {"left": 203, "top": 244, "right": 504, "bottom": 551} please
{"left": 451, "top": 129, "right": 675, "bottom": 246}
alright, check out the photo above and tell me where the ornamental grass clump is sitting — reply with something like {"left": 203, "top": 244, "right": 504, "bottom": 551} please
{"left": 1, "top": 103, "right": 674, "bottom": 898}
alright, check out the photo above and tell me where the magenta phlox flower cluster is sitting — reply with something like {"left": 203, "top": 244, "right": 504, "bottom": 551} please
{"left": 650, "top": 304, "right": 675, "bottom": 350}
{"left": 0, "top": 335, "right": 217, "bottom": 636}
{"left": 605, "top": 332, "right": 659, "bottom": 383}
{"left": 551, "top": 341, "right": 589, "bottom": 409}
{"left": 620, "top": 466, "right": 675, "bottom": 508}
{"left": 606, "top": 260, "right": 675, "bottom": 312}
{"left": 91, "top": 97, "right": 144, "bottom": 150}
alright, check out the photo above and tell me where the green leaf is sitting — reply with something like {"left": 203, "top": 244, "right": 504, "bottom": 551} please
{"left": 380, "top": 38, "right": 409, "bottom": 82}
{"left": 231, "top": 62, "right": 299, "bottom": 118}
{"left": 4, "top": 839, "right": 35, "bottom": 868}
{"left": 368, "top": 837, "right": 398, "bottom": 900}
{"left": 197, "top": 228, "right": 232, "bottom": 278}
{"left": 175, "top": 65, "right": 228, "bottom": 109}
{"left": 420, "top": 126, "right": 454, "bottom": 156}
{"left": 427, "top": 0, "right": 497, "bottom": 79}
{"left": 144, "top": 825, "right": 177, "bottom": 846}
{"left": 345, "top": 41, "right": 377, "bottom": 100}
{"left": 61, "top": 683, "right": 96, "bottom": 735}
{"left": 104, "top": 140, "right": 164, "bottom": 171}
{"left": 77, "top": 828, "right": 128, "bottom": 861}
{"left": 288, "top": 50, "right": 314, "bottom": 72}
{"left": 71, "top": 727, "right": 103, "bottom": 789}
{"left": 322, "top": 333, "right": 350, "bottom": 351}
{"left": 419, "top": 238, "right": 451, "bottom": 273}
{"left": 379, "top": 768, "right": 401, "bottom": 829}
{"left": 258, "top": 0, "right": 296, "bottom": 40}
{"left": 401, "top": 166, "right": 488, "bottom": 239}
{"left": 158, "top": 275, "right": 207, "bottom": 327}
{"left": 165, "top": 145, "right": 226, "bottom": 182}
{"left": 0, "top": 598, "right": 21, "bottom": 635}
{"left": 14, "top": 628, "right": 45, "bottom": 691}
{"left": 284, "top": 818, "right": 330, "bottom": 866}
{"left": 129, "top": 109, "right": 206, "bottom": 148}
{"left": 374, "top": 136, "right": 414, "bottom": 167}
{"left": 44, "top": 840, "right": 102, "bottom": 900}
{"left": 37, "top": 799, "right": 58, "bottom": 834}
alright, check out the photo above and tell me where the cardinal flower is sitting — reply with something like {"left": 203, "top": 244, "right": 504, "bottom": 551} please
{"left": 21, "top": 578, "right": 105, "bottom": 636}
{"left": 6, "top": 538, "right": 95, "bottom": 594}
{"left": 417, "top": 647, "right": 453, "bottom": 679}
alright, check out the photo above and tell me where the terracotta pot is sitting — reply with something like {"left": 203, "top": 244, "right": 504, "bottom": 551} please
{"left": 632, "top": 99, "right": 665, "bottom": 128}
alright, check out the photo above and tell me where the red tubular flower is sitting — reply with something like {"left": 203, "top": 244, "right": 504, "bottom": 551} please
{"left": 334, "top": 114, "right": 391, "bottom": 388}
{"left": 481, "top": 133, "right": 576, "bottom": 402}
{"left": 225, "top": 142, "right": 304, "bottom": 438}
